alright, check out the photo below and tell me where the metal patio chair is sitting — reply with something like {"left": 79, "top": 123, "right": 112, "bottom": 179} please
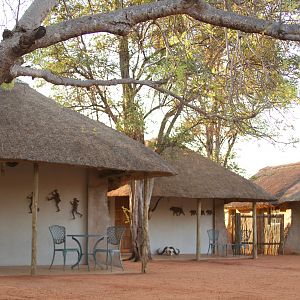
{"left": 49, "top": 225, "right": 80, "bottom": 270}
{"left": 207, "top": 229, "right": 219, "bottom": 255}
{"left": 93, "top": 226, "right": 126, "bottom": 271}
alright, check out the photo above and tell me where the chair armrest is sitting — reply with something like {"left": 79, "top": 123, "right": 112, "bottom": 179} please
{"left": 93, "top": 235, "right": 107, "bottom": 253}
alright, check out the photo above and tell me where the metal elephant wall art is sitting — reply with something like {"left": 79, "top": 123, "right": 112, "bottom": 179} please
{"left": 169, "top": 206, "right": 185, "bottom": 216}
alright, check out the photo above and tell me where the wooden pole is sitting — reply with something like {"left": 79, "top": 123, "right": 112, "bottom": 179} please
{"left": 212, "top": 199, "right": 216, "bottom": 254}
{"left": 252, "top": 201, "right": 257, "bottom": 259}
{"left": 141, "top": 177, "right": 149, "bottom": 273}
{"left": 196, "top": 199, "right": 202, "bottom": 261}
{"left": 31, "top": 163, "right": 39, "bottom": 275}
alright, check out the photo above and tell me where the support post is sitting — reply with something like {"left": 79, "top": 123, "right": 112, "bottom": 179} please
{"left": 31, "top": 163, "right": 39, "bottom": 275}
{"left": 252, "top": 201, "right": 257, "bottom": 259}
{"left": 141, "top": 177, "right": 149, "bottom": 273}
{"left": 196, "top": 199, "right": 202, "bottom": 261}
{"left": 212, "top": 199, "right": 216, "bottom": 254}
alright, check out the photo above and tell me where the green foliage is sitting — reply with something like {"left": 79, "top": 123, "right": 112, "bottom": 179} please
{"left": 116, "top": 99, "right": 145, "bottom": 140}
{"left": 0, "top": 80, "right": 15, "bottom": 91}
{"left": 28, "top": 0, "right": 300, "bottom": 169}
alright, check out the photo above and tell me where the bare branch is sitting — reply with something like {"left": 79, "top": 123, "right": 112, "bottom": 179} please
{"left": 17, "top": 0, "right": 59, "bottom": 30}
{"left": 11, "top": 65, "right": 269, "bottom": 124}
{"left": 11, "top": 65, "right": 166, "bottom": 88}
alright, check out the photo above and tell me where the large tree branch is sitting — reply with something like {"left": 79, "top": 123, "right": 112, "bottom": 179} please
{"left": 18, "top": 0, "right": 59, "bottom": 30}
{"left": 1, "top": 0, "right": 299, "bottom": 84}
{"left": 30, "top": 0, "right": 300, "bottom": 53}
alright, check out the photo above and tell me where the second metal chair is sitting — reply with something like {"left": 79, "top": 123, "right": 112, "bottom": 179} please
{"left": 93, "top": 226, "right": 126, "bottom": 271}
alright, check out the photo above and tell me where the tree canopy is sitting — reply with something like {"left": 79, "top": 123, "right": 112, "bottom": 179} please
{"left": 1, "top": 0, "right": 299, "bottom": 274}
{"left": 22, "top": 0, "right": 299, "bottom": 169}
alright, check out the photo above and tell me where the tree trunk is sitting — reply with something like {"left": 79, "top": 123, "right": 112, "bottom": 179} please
{"left": 141, "top": 178, "right": 149, "bottom": 273}
{"left": 129, "top": 178, "right": 154, "bottom": 265}
{"left": 129, "top": 180, "right": 143, "bottom": 261}
{"left": 118, "top": 35, "right": 144, "bottom": 142}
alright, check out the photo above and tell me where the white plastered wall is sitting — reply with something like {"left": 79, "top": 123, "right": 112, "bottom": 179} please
{"left": 0, "top": 162, "right": 87, "bottom": 266}
{"left": 109, "top": 197, "right": 116, "bottom": 225}
{"left": 284, "top": 203, "right": 300, "bottom": 254}
{"left": 149, "top": 198, "right": 213, "bottom": 254}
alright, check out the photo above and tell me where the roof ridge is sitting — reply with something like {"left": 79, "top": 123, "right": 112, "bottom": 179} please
{"left": 258, "top": 162, "right": 300, "bottom": 172}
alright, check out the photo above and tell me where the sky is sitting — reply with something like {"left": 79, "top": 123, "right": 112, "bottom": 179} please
{"left": 1, "top": 1, "right": 299, "bottom": 178}
{"left": 235, "top": 113, "right": 300, "bottom": 177}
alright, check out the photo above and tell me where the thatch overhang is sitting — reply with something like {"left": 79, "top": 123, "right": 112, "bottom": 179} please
{"left": 108, "top": 147, "right": 275, "bottom": 202}
{"left": 225, "top": 201, "right": 275, "bottom": 213}
{"left": 251, "top": 162, "right": 300, "bottom": 206}
{"left": 0, "top": 82, "right": 176, "bottom": 179}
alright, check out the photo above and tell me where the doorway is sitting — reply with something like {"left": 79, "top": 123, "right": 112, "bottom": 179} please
{"left": 115, "top": 197, "right": 132, "bottom": 253}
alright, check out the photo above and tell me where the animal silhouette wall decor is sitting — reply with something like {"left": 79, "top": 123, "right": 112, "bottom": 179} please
{"left": 47, "top": 189, "right": 61, "bottom": 212}
{"left": 27, "top": 192, "right": 39, "bottom": 213}
{"left": 70, "top": 198, "right": 83, "bottom": 219}
{"left": 190, "top": 210, "right": 207, "bottom": 216}
{"left": 170, "top": 206, "right": 185, "bottom": 216}
{"left": 190, "top": 210, "right": 197, "bottom": 216}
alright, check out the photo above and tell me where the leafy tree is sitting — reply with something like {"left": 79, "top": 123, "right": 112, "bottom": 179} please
{"left": 26, "top": 0, "right": 300, "bottom": 262}
{"left": 0, "top": 0, "right": 299, "bottom": 273}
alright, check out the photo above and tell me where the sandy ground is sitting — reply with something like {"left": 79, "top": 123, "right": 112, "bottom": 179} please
{"left": 0, "top": 255, "right": 300, "bottom": 300}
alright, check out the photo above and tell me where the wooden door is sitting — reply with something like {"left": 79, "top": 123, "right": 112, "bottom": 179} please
{"left": 115, "top": 197, "right": 132, "bottom": 253}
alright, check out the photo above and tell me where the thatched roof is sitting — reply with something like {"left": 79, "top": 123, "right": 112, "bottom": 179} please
{"left": 108, "top": 147, "right": 275, "bottom": 202}
{"left": 252, "top": 162, "right": 300, "bottom": 205}
{"left": 225, "top": 201, "right": 275, "bottom": 212}
{"left": 0, "top": 82, "right": 175, "bottom": 177}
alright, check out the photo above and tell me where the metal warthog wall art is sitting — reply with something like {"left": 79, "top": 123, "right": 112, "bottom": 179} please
{"left": 190, "top": 210, "right": 210, "bottom": 216}
{"left": 190, "top": 210, "right": 197, "bottom": 216}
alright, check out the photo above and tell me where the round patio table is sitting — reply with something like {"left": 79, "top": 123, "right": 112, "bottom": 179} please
{"left": 67, "top": 233, "right": 105, "bottom": 270}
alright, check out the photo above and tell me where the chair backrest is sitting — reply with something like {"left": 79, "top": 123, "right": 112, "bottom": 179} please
{"left": 49, "top": 225, "right": 66, "bottom": 245}
{"left": 107, "top": 226, "right": 126, "bottom": 247}
{"left": 207, "top": 229, "right": 219, "bottom": 242}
